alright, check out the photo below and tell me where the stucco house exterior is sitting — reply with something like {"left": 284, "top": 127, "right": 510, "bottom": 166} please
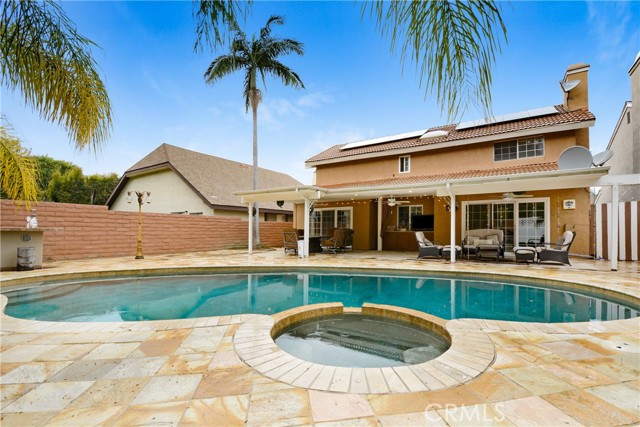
{"left": 237, "top": 63, "right": 613, "bottom": 260}
{"left": 595, "top": 53, "right": 640, "bottom": 204}
{"left": 107, "top": 143, "right": 300, "bottom": 220}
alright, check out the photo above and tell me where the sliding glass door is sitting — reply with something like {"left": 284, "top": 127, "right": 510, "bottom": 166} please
{"left": 463, "top": 199, "right": 548, "bottom": 254}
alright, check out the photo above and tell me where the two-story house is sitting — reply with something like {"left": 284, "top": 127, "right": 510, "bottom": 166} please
{"left": 237, "top": 63, "right": 610, "bottom": 258}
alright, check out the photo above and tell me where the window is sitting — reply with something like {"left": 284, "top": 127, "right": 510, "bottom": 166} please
{"left": 494, "top": 137, "right": 544, "bottom": 161}
{"left": 399, "top": 155, "right": 410, "bottom": 173}
{"left": 310, "top": 208, "right": 352, "bottom": 236}
{"left": 398, "top": 205, "right": 422, "bottom": 229}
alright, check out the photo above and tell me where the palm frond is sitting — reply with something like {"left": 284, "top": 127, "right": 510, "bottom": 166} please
{"left": 193, "top": 0, "right": 251, "bottom": 51}
{"left": 363, "top": 0, "right": 507, "bottom": 121}
{"left": 0, "top": 124, "right": 39, "bottom": 208}
{"left": 260, "top": 15, "right": 285, "bottom": 40}
{"left": 1, "top": 0, "right": 112, "bottom": 151}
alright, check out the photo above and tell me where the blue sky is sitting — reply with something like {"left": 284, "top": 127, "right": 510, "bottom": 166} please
{"left": 2, "top": 1, "right": 639, "bottom": 185}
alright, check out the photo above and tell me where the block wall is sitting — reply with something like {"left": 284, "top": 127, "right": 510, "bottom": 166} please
{"left": 0, "top": 200, "right": 291, "bottom": 261}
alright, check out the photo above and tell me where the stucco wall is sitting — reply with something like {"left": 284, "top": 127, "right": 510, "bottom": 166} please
{"left": 111, "top": 169, "right": 214, "bottom": 215}
{"left": 0, "top": 200, "right": 292, "bottom": 261}
{"left": 315, "top": 130, "right": 583, "bottom": 187}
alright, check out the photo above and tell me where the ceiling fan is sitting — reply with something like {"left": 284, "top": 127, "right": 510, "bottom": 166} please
{"left": 501, "top": 191, "right": 533, "bottom": 200}
{"left": 385, "top": 197, "right": 409, "bottom": 207}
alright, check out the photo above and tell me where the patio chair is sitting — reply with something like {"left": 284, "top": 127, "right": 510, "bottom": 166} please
{"left": 321, "top": 228, "right": 351, "bottom": 253}
{"left": 283, "top": 228, "right": 299, "bottom": 255}
{"left": 415, "top": 231, "right": 442, "bottom": 259}
{"left": 536, "top": 231, "right": 576, "bottom": 265}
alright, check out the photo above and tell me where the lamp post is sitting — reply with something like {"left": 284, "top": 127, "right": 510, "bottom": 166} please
{"left": 127, "top": 190, "right": 151, "bottom": 259}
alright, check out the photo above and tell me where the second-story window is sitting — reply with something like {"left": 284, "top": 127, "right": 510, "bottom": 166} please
{"left": 399, "top": 155, "right": 410, "bottom": 173}
{"left": 494, "top": 137, "right": 544, "bottom": 161}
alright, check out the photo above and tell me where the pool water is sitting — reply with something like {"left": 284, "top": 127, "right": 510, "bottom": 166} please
{"left": 3, "top": 271, "right": 638, "bottom": 322}
{"left": 274, "top": 313, "right": 450, "bottom": 368}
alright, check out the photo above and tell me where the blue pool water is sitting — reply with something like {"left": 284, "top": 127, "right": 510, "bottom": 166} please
{"left": 3, "top": 271, "right": 638, "bottom": 323}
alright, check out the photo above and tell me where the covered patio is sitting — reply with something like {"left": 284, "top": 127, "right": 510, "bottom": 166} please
{"left": 237, "top": 166, "right": 635, "bottom": 270}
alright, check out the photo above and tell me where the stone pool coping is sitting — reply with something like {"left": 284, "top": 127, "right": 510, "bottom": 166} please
{"left": 235, "top": 302, "right": 495, "bottom": 394}
{"left": 1, "top": 252, "right": 638, "bottom": 426}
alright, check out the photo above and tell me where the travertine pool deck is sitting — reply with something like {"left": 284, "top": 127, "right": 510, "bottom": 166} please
{"left": 1, "top": 249, "right": 638, "bottom": 426}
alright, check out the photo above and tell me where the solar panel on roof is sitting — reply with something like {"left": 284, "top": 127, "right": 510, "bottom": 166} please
{"left": 455, "top": 106, "right": 558, "bottom": 130}
{"left": 340, "top": 129, "right": 427, "bottom": 151}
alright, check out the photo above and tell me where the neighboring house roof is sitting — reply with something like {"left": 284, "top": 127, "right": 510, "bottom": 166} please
{"left": 606, "top": 101, "right": 632, "bottom": 150}
{"left": 307, "top": 105, "right": 595, "bottom": 165}
{"left": 323, "top": 162, "right": 559, "bottom": 189}
{"left": 107, "top": 143, "right": 301, "bottom": 212}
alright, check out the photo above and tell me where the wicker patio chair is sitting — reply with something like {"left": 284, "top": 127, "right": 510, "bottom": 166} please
{"left": 283, "top": 228, "right": 299, "bottom": 255}
{"left": 415, "top": 231, "right": 442, "bottom": 259}
{"left": 536, "top": 231, "right": 576, "bottom": 266}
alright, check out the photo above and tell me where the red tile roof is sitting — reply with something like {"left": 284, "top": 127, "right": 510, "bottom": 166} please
{"left": 307, "top": 106, "right": 594, "bottom": 164}
{"left": 322, "top": 162, "right": 559, "bottom": 189}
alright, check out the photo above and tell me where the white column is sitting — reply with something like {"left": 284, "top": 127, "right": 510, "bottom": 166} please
{"left": 595, "top": 203, "right": 603, "bottom": 259}
{"left": 248, "top": 202, "right": 254, "bottom": 255}
{"left": 611, "top": 184, "right": 619, "bottom": 271}
{"left": 450, "top": 193, "right": 457, "bottom": 263}
{"left": 303, "top": 198, "right": 311, "bottom": 258}
{"left": 377, "top": 196, "right": 383, "bottom": 251}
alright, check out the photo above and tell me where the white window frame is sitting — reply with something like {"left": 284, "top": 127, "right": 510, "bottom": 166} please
{"left": 397, "top": 204, "right": 423, "bottom": 230}
{"left": 494, "top": 136, "right": 545, "bottom": 162}
{"left": 311, "top": 207, "right": 353, "bottom": 236}
{"left": 399, "top": 155, "right": 411, "bottom": 173}
{"left": 461, "top": 198, "right": 550, "bottom": 254}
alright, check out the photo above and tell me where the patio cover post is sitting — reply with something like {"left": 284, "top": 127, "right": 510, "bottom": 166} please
{"left": 248, "top": 202, "right": 253, "bottom": 255}
{"left": 610, "top": 183, "right": 619, "bottom": 271}
{"left": 377, "top": 196, "right": 383, "bottom": 251}
{"left": 303, "top": 198, "right": 311, "bottom": 258}
{"left": 450, "top": 193, "right": 457, "bottom": 263}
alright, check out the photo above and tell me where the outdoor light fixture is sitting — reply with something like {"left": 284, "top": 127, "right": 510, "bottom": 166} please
{"left": 127, "top": 190, "right": 151, "bottom": 259}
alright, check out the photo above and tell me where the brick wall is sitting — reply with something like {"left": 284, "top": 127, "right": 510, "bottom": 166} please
{"left": 0, "top": 200, "right": 292, "bottom": 261}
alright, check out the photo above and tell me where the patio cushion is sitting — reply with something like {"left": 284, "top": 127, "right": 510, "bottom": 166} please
{"left": 486, "top": 234, "right": 500, "bottom": 244}
{"left": 477, "top": 239, "right": 494, "bottom": 245}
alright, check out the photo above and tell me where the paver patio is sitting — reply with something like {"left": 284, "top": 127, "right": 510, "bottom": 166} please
{"left": 1, "top": 250, "right": 638, "bottom": 426}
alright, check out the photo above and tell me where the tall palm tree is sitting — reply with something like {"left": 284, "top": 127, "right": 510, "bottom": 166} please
{"left": 204, "top": 15, "right": 304, "bottom": 247}
{"left": 193, "top": 0, "right": 251, "bottom": 51}
{"left": 362, "top": 1, "right": 507, "bottom": 121}
{"left": 1, "top": 0, "right": 112, "bottom": 207}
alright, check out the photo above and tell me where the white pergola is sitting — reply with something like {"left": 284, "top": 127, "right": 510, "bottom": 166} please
{"left": 236, "top": 167, "right": 638, "bottom": 271}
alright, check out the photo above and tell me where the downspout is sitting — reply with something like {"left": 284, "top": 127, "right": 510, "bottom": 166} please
{"left": 446, "top": 182, "right": 456, "bottom": 263}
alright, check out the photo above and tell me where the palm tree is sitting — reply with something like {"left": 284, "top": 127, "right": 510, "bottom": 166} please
{"left": 204, "top": 15, "right": 304, "bottom": 247}
{"left": 363, "top": 1, "right": 507, "bottom": 121}
{"left": 1, "top": 0, "right": 112, "bottom": 207}
{"left": 193, "top": 0, "right": 251, "bottom": 51}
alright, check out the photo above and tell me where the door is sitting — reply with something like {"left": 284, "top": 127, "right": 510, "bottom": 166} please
{"left": 492, "top": 203, "right": 515, "bottom": 252}
{"left": 464, "top": 199, "right": 549, "bottom": 255}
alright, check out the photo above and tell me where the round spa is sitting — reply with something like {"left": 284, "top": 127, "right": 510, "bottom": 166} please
{"left": 272, "top": 306, "right": 451, "bottom": 368}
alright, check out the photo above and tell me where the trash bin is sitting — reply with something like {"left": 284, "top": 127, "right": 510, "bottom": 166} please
{"left": 297, "top": 240, "right": 306, "bottom": 258}
{"left": 17, "top": 247, "right": 36, "bottom": 271}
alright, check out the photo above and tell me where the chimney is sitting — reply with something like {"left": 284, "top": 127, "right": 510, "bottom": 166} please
{"left": 561, "top": 63, "right": 590, "bottom": 111}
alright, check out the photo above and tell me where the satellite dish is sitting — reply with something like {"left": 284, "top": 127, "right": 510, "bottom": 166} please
{"left": 592, "top": 150, "right": 614, "bottom": 167}
{"left": 560, "top": 80, "right": 580, "bottom": 92}
{"left": 558, "top": 146, "right": 593, "bottom": 170}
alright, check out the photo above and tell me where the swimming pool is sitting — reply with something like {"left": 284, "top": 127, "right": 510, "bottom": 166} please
{"left": 3, "top": 270, "right": 638, "bottom": 323}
